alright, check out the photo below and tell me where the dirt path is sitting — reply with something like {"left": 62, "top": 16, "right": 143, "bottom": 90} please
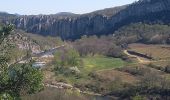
{"left": 45, "top": 83, "right": 101, "bottom": 96}
{"left": 123, "top": 50, "right": 169, "bottom": 64}
{"left": 123, "top": 50, "right": 151, "bottom": 64}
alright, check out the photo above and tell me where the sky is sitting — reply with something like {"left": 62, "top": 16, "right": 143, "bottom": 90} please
{"left": 0, "top": 0, "right": 137, "bottom": 15}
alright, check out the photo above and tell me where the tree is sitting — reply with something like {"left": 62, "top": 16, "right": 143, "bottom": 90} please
{"left": 0, "top": 24, "right": 43, "bottom": 99}
{"left": 54, "top": 48, "right": 80, "bottom": 67}
{"left": 54, "top": 47, "right": 81, "bottom": 75}
{"left": 0, "top": 63, "right": 43, "bottom": 99}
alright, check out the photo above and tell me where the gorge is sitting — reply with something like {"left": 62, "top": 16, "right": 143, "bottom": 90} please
{"left": 2, "top": 0, "right": 170, "bottom": 39}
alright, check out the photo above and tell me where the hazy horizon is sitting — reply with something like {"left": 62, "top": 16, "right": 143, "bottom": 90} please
{"left": 1, "top": 0, "right": 137, "bottom": 15}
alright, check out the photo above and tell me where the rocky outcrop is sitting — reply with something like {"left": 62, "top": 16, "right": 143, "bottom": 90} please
{"left": 9, "top": 30, "right": 41, "bottom": 54}
{"left": 6, "top": 0, "right": 170, "bottom": 39}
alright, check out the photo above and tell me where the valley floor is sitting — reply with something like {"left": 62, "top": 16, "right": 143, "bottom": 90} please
{"left": 23, "top": 43, "right": 170, "bottom": 100}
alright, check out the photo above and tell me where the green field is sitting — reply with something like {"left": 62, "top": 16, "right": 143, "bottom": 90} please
{"left": 55, "top": 56, "right": 127, "bottom": 84}
{"left": 82, "top": 56, "right": 125, "bottom": 72}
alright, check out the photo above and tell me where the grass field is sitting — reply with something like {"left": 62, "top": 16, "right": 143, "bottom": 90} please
{"left": 82, "top": 56, "right": 126, "bottom": 72}
{"left": 55, "top": 56, "right": 126, "bottom": 81}
{"left": 129, "top": 43, "right": 170, "bottom": 60}
{"left": 53, "top": 56, "right": 128, "bottom": 90}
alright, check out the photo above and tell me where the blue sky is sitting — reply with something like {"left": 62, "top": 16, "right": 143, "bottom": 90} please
{"left": 1, "top": 0, "right": 137, "bottom": 15}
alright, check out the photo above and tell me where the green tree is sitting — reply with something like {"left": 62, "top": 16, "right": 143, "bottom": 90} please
{"left": 0, "top": 63, "right": 43, "bottom": 99}
{"left": 54, "top": 48, "right": 80, "bottom": 67}
{"left": 67, "top": 49, "right": 80, "bottom": 66}
{"left": 0, "top": 24, "right": 43, "bottom": 99}
{"left": 54, "top": 48, "right": 81, "bottom": 75}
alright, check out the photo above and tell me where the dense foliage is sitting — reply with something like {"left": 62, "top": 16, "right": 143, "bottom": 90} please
{"left": 0, "top": 63, "right": 43, "bottom": 99}
{"left": 0, "top": 24, "right": 43, "bottom": 99}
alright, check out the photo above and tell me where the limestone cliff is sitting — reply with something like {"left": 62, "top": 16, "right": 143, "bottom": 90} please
{"left": 4, "top": 0, "right": 170, "bottom": 39}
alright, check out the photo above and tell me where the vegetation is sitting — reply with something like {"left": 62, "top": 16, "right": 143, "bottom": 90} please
{"left": 22, "top": 87, "right": 101, "bottom": 100}
{"left": 1, "top": 3, "right": 170, "bottom": 99}
{"left": 55, "top": 48, "right": 80, "bottom": 67}
{"left": 52, "top": 41, "right": 128, "bottom": 94}
{"left": 104, "top": 65, "right": 170, "bottom": 99}
{"left": 8, "top": 47, "right": 27, "bottom": 63}
{"left": 54, "top": 47, "right": 81, "bottom": 76}
{"left": 128, "top": 43, "right": 170, "bottom": 60}
{"left": 16, "top": 30, "right": 64, "bottom": 51}
{"left": 0, "top": 24, "right": 43, "bottom": 99}
{"left": 82, "top": 56, "right": 125, "bottom": 71}
{"left": 114, "top": 23, "right": 170, "bottom": 44}
{"left": 47, "top": 23, "right": 170, "bottom": 99}
{"left": 1, "top": 22, "right": 169, "bottom": 99}
{"left": 73, "top": 35, "right": 126, "bottom": 58}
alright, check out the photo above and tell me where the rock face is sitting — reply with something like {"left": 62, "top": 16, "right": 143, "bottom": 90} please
{"left": 6, "top": 0, "right": 170, "bottom": 39}
{"left": 9, "top": 30, "right": 41, "bottom": 54}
